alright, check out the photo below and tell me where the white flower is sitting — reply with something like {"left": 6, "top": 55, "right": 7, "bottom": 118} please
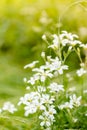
{"left": 27, "top": 77, "right": 35, "bottom": 85}
{"left": 48, "top": 34, "right": 59, "bottom": 50}
{"left": 80, "top": 44, "right": 87, "bottom": 49}
{"left": 24, "top": 61, "right": 39, "bottom": 69}
{"left": 26, "top": 86, "right": 30, "bottom": 90}
{"left": 46, "top": 57, "right": 68, "bottom": 74}
{"left": 2, "top": 102, "right": 17, "bottom": 114}
{"left": 73, "top": 118, "right": 78, "bottom": 123}
{"left": 0, "top": 109, "right": 2, "bottom": 113}
{"left": 27, "top": 74, "right": 40, "bottom": 85}
{"left": 18, "top": 94, "right": 30, "bottom": 106}
{"left": 70, "top": 40, "right": 81, "bottom": 46}
{"left": 42, "top": 34, "right": 46, "bottom": 40}
{"left": 59, "top": 94, "right": 81, "bottom": 110}
{"left": 18, "top": 92, "right": 43, "bottom": 116}
{"left": 41, "top": 94, "right": 55, "bottom": 105}
{"left": 39, "top": 115, "right": 51, "bottom": 127}
{"left": 53, "top": 34, "right": 59, "bottom": 45}
{"left": 60, "top": 31, "right": 78, "bottom": 41}
{"left": 83, "top": 89, "right": 87, "bottom": 94}
{"left": 48, "top": 82, "right": 64, "bottom": 93}
{"left": 45, "top": 105, "right": 56, "bottom": 121}
{"left": 61, "top": 39, "right": 69, "bottom": 46}
{"left": 37, "top": 86, "right": 46, "bottom": 93}
{"left": 66, "top": 73, "right": 73, "bottom": 81}
{"left": 35, "top": 101, "right": 46, "bottom": 111}
{"left": 39, "top": 105, "right": 56, "bottom": 128}
{"left": 85, "top": 113, "right": 87, "bottom": 116}
{"left": 80, "top": 63, "right": 85, "bottom": 67}
{"left": 58, "top": 102, "right": 73, "bottom": 110}
{"left": 23, "top": 77, "right": 27, "bottom": 83}
{"left": 24, "top": 104, "right": 37, "bottom": 116}
{"left": 59, "top": 65, "right": 68, "bottom": 74}
{"left": 68, "top": 87, "right": 76, "bottom": 92}
{"left": 70, "top": 94, "right": 81, "bottom": 107}
{"left": 33, "top": 67, "right": 53, "bottom": 82}
{"left": 59, "top": 31, "right": 81, "bottom": 47}
{"left": 41, "top": 51, "right": 45, "bottom": 59}
{"left": 76, "top": 68, "right": 86, "bottom": 76}
{"left": 18, "top": 92, "right": 40, "bottom": 106}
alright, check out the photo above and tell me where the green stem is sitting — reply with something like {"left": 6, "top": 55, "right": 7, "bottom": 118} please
{"left": 58, "top": 0, "right": 87, "bottom": 31}
{"left": 73, "top": 47, "right": 82, "bottom": 63}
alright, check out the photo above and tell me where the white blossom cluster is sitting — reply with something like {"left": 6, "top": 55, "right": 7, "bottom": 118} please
{"left": 0, "top": 102, "right": 17, "bottom": 114}
{"left": 17, "top": 31, "right": 87, "bottom": 129}
{"left": 58, "top": 94, "right": 81, "bottom": 110}
{"left": 48, "top": 31, "right": 81, "bottom": 50}
{"left": 1, "top": 31, "right": 87, "bottom": 129}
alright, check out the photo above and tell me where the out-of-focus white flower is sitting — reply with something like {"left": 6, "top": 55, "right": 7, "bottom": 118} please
{"left": 27, "top": 74, "right": 40, "bottom": 85}
{"left": 73, "top": 118, "right": 78, "bottom": 123}
{"left": 24, "top": 61, "right": 39, "bottom": 69}
{"left": 48, "top": 34, "right": 59, "bottom": 50}
{"left": 18, "top": 94, "right": 30, "bottom": 106}
{"left": 27, "top": 77, "right": 35, "bottom": 85}
{"left": 59, "top": 94, "right": 81, "bottom": 110}
{"left": 80, "top": 44, "right": 87, "bottom": 49}
{"left": 70, "top": 94, "right": 81, "bottom": 107}
{"left": 85, "top": 113, "right": 87, "bottom": 116}
{"left": 0, "top": 109, "right": 2, "bottom": 113}
{"left": 41, "top": 51, "right": 45, "bottom": 59}
{"left": 83, "top": 89, "right": 87, "bottom": 94}
{"left": 26, "top": 86, "right": 30, "bottom": 90}
{"left": 66, "top": 73, "right": 73, "bottom": 81}
{"left": 61, "top": 39, "right": 69, "bottom": 46}
{"left": 58, "top": 102, "right": 73, "bottom": 110}
{"left": 42, "top": 34, "right": 46, "bottom": 40}
{"left": 2, "top": 102, "right": 17, "bottom": 114}
{"left": 48, "top": 82, "right": 64, "bottom": 93}
{"left": 76, "top": 68, "right": 86, "bottom": 76}
{"left": 80, "top": 63, "right": 85, "bottom": 67}
{"left": 23, "top": 77, "right": 27, "bottom": 83}
{"left": 60, "top": 31, "right": 78, "bottom": 40}
{"left": 52, "top": 34, "right": 59, "bottom": 45}
{"left": 70, "top": 40, "right": 81, "bottom": 46}
{"left": 68, "top": 87, "right": 76, "bottom": 92}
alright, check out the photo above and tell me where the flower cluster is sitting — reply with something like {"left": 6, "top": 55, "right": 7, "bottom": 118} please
{"left": 17, "top": 31, "right": 87, "bottom": 129}
{"left": 1, "top": 31, "right": 87, "bottom": 129}
{"left": 59, "top": 94, "right": 81, "bottom": 110}
{"left": 0, "top": 102, "right": 17, "bottom": 114}
{"left": 18, "top": 31, "right": 87, "bottom": 129}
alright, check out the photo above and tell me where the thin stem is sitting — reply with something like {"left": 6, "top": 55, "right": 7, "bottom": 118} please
{"left": 0, "top": 115, "right": 29, "bottom": 124}
{"left": 58, "top": 0, "right": 87, "bottom": 32}
{"left": 73, "top": 47, "right": 82, "bottom": 63}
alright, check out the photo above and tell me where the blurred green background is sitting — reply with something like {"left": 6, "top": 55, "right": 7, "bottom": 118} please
{"left": 0, "top": 0, "right": 87, "bottom": 129}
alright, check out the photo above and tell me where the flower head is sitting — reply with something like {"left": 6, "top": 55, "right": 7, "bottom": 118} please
{"left": 2, "top": 102, "right": 17, "bottom": 114}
